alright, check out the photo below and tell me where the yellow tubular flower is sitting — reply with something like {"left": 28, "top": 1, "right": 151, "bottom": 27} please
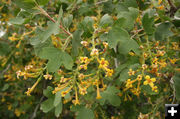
{"left": 25, "top": 76, "right": 42, "bottom": 96}
{"left": 96, "top": 83, "right": 102, "bottom": 99}
{"left": 72, "top": 87, "right": 80, "bottom": 105}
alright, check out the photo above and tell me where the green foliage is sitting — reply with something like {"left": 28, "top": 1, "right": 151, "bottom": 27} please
{"left": 0, "top": 0, "right": 180, "bottom": 119}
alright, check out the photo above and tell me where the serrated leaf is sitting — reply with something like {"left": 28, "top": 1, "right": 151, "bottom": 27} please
{"left": 99, "top": 14, "right": 113, "bottom": 28}
{"left": 40, "top": 98, "right": 54, "bottom": 113}
{"left": 54, "top": 91, "right": 62, "bottom": 107}
{"left": 55, "top": 101, "right": 63, "bottom": 117}
{"left": 77, "top": 107, "right": 94, "bottom": 119}
{"left": 142, "top": 13, "right": 155, "bottom": 35}
{"left": 9, "top": 17, "right": 25, "bottom": 25}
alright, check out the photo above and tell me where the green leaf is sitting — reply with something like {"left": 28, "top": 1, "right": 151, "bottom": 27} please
{"left": 141, "top": 85, "right": 158, "bottom": 95}
{"left": 63, "top": 15, "right": 73, "bottom": 28}
{"left": 40, "top": 22, "right": 59, "bottom": 43}
{"left": 39, "top": 47, "right": 73, "bottom": 72}
{"left": 43, "top": 86, "right": 54, "bottom": 98}
{"left": 0, "top": 42, "right": 11, "bottom": 56}
{"left": 72, "top": 30, "right": 84, "bottom": 56}
{"left": 99, "top": 14, "right": 113, "bottom": 28}
{"left": 101, "top": 86, "right": 121, "bottom": 106}
{"left": 40, "top": 98, "right": 54, "bottom": 113}
{"left": 13, "top": 0, "right": 37, "bottom": 13}
{"left": 118, "top": 68, "right": 129, "bottom": 82}
{"left": 55, "top": 101, "right": 63, "bottom": 117}
{"left": 54, "top": 91, "right": 62, "bottom": 107}
{"left": 118, "top": 38, "right": 140, "bottom": 55}
{"left": 142, "top": 13, "right": 155, "bottom": 35}
{"left": 78, "top": 16, "right": 94, "bottom": 36}
{"left": 155, "top": 22, "right": 173, "bottom": 41}
{"left": 107, "top": 27, "right": 130, "bottom": 48}
{"left": 58, "top": 6, "right": 63, "bottom": 24}
{"left": 36, "top": 0, "right": 49, "bottom": 5}
{"left": 174, "top": 72, "right": 180, "bottom": 100}
{"left": 117, "top": 7, "right": 139, "bottom": 30}
{"left": 77, "top": 107, "right": 94, "bottom": 119}
{"left": 2, "top": 84, "right": 9, "bottom": 91}
{"left": 9, "top": 17, "right": 25, "bottom": 25}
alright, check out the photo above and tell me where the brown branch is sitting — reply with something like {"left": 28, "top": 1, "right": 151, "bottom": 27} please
{"left": 37, "top": 6, "right": 72, "bottom": 36}
{"left": 167, "top": 0, "right": 176, "bottom": 9}
{"left": 167, "top": 0, "right": 178, "bottom": 17}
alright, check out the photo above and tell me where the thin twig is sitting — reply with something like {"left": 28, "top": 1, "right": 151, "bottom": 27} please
{"left": 37, "top": 6, "right": 72, "bottom": 36}
{"left": 30, "top": 96, "right": 44, "bottom": 119}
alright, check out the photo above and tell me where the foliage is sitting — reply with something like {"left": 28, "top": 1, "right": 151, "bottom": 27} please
{"left": 0, "top": 0, "right": 180, "bottom": 119}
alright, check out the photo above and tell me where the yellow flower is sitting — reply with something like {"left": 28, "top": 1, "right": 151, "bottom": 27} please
{"left": 60, "top": 76, "right": 69, "bottom": 83}
{"left": 80, "top": 57, "right": 89, "bottom": 64}
{"left": 157, "top": 5, "right": 164, "bottom": 10}
{"left": 143, "top": 75, "right": 156, "bottom": 87}
{"left": 81, "top": 41, "right": 89, "bottom": 47}
{"left": 157, "top": 50, "right": 165, "bottom": 56}
{"left": 72, "top": 87, "right": 80, "bottom": 105}
{"left": 105, "top": 68, "right": 114, "bottom": 77}
{"left": 152, "top": 57, "right": 158, "bottom": 63}
{"left": 158, "top": 0, "right": 162, "bottom": 5}
{"left": 78, "top": 73, "right": 85, "bottom": 80}
{"left": 79, "top": 87, "right": 87, "bottom": 95}
{"left": 103, "top": 42, "right": 108, "bottom": 48}
{"left": 136, "top": 75, "right": 142, "bottom": 81}
{"left": 25, "top": 88, "right": 32, "bottom": 96}
{"left": 8, "top": 33, "right": 18, "bottom": 41}
{"left": 129, "top": 52, "right": 135, "bottom": 56}
{"left": 43, "top": 74, "right": 53, "bottom": 80}
{"left": 79, "top": 64, "right": 87, "bottom": 70}
{"left": 61, "top": 91, "right": 68, "bottom": 97}
{"left": 152, "top": 86, "right": 158, "bottom": 92}
{"left": 96, "top": 84, "right": 102, "bottom": 99}
{"left": 125, "top": 79, "right": 133, "bottom": 88}
{"left": 15, "top": 109, "right": 21, "bottom": 117}
{"left": 90, "top": 48, "right": 99, "bottom": 56}
{"left": 142, "top": 64, "right": 148, "bottom": 70}
{"left": 169, "top": 58, "right": 177, "bottom": 64}
{"left": 98, "top": 58, "right": 109, "bottom": 69}
{"left": 128, "top": 68, "right": 135, "bottom": 76}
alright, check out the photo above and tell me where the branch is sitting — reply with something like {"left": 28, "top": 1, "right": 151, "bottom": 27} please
{"left": 30, "top": 96, "right": 44, "bottom": 119}
{"left": 37, "top": 6, "right": 72, "bottom": 36}
{"left": 167, "top": 0, "right": 178, "bottom": 16}
{"left": 167, "top": 0, "right": 176, "bottom": 9}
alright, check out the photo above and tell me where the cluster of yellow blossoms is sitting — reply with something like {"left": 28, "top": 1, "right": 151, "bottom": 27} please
{"left": 52, "top": 40, "right": 113, "bottom": 105}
